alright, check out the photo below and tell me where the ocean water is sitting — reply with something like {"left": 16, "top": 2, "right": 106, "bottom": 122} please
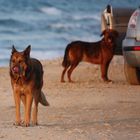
{"left": 0, "top": 0, "right": 139, "bottom": 66}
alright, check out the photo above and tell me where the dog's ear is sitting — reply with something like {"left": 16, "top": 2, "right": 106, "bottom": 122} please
{"left": 100, "top": 30, "right": 106, "bottom": 37}
{"left": 24, "top": 45, "right": 31, "bottom": 57}
{"left": 12, "top": 45, "right": 17, "bottom": 54}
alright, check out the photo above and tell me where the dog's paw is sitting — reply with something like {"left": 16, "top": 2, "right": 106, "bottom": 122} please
{"left": 109, "top": 80, "right": 114, "bottom": 83}
{"left": 13, "top": 122, "right": 20, "bottom": 126}
{"left": 23, "top": 123, "right": 30, "bottom": 127}
{"left": 32, "top": 121, "right": 38, "bottom": 126}
{"left": 103, "top": 79, "right": 113, "bottom": 83}
{"left": 61, "top": 79, "right": 65, "bottom": 83}
{"left": 107, "top": 79, "right": 112, "bottom": 82}
{"left": 22, "top": 121, "right": 30, "bottom": 127}
{"left": 13, "top": 120, "right": 23, "bottom": 126}
{"left": 69, "top": 80, "right": 75, "bottom": 83}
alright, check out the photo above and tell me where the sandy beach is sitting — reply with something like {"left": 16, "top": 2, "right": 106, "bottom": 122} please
{"left": 0, "top": 56, "right": 140, "bottom": 140}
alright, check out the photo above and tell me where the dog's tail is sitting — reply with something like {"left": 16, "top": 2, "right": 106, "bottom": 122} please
{"left": 62, "top": 44, "right": 71, "bottom": 67}
{"left": 39, "top": 91, "right": 49, "bottom": 106}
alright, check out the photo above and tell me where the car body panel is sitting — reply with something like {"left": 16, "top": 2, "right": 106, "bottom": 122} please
{"left": 123, "top": 8, "right": 140, "bottom": 67}
{"left": 136, "top": 14, "right": 140, "bottom": 40}
{"left": 123, "top": 51, "right": 140, "bottom": 67}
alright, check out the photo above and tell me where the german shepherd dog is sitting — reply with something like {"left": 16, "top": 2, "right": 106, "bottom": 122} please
{"left": 10, "top": 45, "right": 49, "bottom": 126}
{"left": 61, "top": 29, "right": 118, "bottom": 82}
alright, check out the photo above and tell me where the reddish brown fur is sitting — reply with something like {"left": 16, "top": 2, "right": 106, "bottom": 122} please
{"left": 9, "top": 45, "right": 49, "bottom": 127}
{"left": 61, "top": 29, "right": 118, "bottom": 82}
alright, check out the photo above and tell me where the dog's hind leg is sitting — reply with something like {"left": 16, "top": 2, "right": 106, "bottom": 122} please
{"left": 32, "top": 93, "right": 39, "bottom": 125}
{"left": 14, "top": 93, "right": 21, "bottom": 126}
{"left": 61, "top": 66, "right": 69, "bottom": 82}
{"left": 21, "top": 95, "right": 26, "bottom": 124}
{"left": 21, "top": 95, "right": 26, "bottom": 106}
{"left": 67, "top": 63, "right": 79, "bottom": 82}
{"left": 24, "top": 94, "right": 33, "bottom": 127}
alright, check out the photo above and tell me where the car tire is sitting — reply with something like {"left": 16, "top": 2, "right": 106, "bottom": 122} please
{"left": 124, "top": 61, "right": 140, "bottom": 85}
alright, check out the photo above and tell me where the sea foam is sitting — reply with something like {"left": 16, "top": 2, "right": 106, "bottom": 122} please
{"left": 40, "top": 6, "right": 61, "bottom": 16}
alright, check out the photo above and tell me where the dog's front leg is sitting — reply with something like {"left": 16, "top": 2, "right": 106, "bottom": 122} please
{"left": 24, "top": 93, "right": 33, "bottom": 127}
{"left": 14, "top": 92, "right": 21, "bottom": 125}
{"left": 101, "top": 63, "right": 111, "bottom": 82}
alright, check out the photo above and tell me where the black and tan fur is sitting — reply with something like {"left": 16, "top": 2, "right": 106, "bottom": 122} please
{"left": 10, "top": 45, "right": 49, "bottom": 127}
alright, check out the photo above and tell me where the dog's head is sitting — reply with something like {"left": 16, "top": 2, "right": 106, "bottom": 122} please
{"left": 10, "top": 45, "right": 31, "bottom": 77}
{"left": 100, "top": 29, "right": 119, "bottom": 43}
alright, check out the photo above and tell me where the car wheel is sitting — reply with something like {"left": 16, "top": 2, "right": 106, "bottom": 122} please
{"left": 124, "top": 61, "right": 140, "bottom": 85}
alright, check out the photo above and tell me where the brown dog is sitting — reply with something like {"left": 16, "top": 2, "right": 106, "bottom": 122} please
{"left": 10, "top": 45, "right": 49, "bottom": 126}
{"left": 61, "top": 29, "right": 118, "bottom": 82}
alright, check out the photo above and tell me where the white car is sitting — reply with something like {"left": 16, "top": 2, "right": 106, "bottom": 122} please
{"left": 123, "top": 8, "right": 140, "bottom": 84}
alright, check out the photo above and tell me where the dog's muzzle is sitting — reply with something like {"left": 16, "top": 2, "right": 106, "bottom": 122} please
{"left": 12, "top": 66, "right": 20, "bottom": 73}
{"left": 13, "top": 65, "right": 24, "bottom": 74}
